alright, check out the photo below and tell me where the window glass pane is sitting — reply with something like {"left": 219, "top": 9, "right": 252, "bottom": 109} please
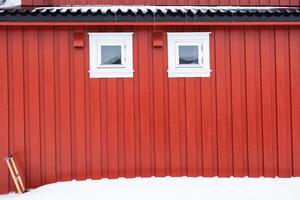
{"left": 101, "top": 45, "right": 122, "bottom": 65}
{"left": 178, "top": 45, "right": 198, "bottom": 65}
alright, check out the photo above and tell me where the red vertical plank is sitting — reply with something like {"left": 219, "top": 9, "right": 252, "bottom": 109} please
{"left": 58, "top": 28, "right": 72, "bottom": 181}
{"left": 53, "top": 29, "right": 62, "bottom": 182}
{"left": 289, "top": 28, "right": 300, "bottom": 176}
{"left": 0, "top": 27, "right": 9, "bottom": 194}
{"left": 84, "top": 30, "right": 91, "bottom": 180}
{"left": 178, "top": 79, "right": 187, "bottom": 176}
{"left": 43, "top": 28, "right": 57, "bottom": 183}
{"left": 38, "top": 28, "right": 46, "bottom": 185}
{"left": 100, "top": 79, "right": 108, "bottom": 178}
{"left": 225, "top": 28, "right": 233, "bottom": 178}
{"left": 73, "top": 28, "right": 87, "bottom": 180}
{"left": 66, "top": 0, "right": 77, "bottom": 5}
{"left": 230, "top": 0, "right": 239, "bottom": 5}
{"left": 209, "top": 29, "right": 218, "bottom": 176}
{"left": 33, "top": 0, "right": 45, "bottom": 5}
{"left": 117, "top": 79, "right": 125, "bottom": 177}
{"left": 163, "top": 32, "right": 171, "bottom": 176}
{"left": 69, "top": 29, "right": 76, "bottom": 180}
{"left": 275, "top": 28, "right": 292, "bottom": 177}
{"left": 249, "top": 0, "right": 259, "bottom": 5}
{"left": 197, "top": 0, "right": 208, "bottom": 5}
{"left": 97, "top": 28, "right": 107, "bottom": 179}
{"left": 185, "top": 79, "right": 197, "bottom": 176}
{"left": 259, "top": 0, "right": 270, "bottom": 5}
{"left": 230, "top": 28, "right": 248, "bottom": 177}
{"left": 215, "top": 28, "right": 232, "bottom": 177}
{"left": 290, "top": 0, "right": 299, "bottom": 5}
{"left": 209, "top": 0, "right": 219, "bottom": 5}
{"left": 24, "top": 27, "right": 30, "bottom": 189}
{"left": 260, "top": 28, "right": 278, "bottom": 177}
{"left": 90, "top": 0, "right": 100, "bottom": 4}
{"left": 245, "top": 28, "right": 263, "bottom": 177}
{"left": 271, "top": 0, "right": 280, "bottom": 5}
{"left": 25, "top": 28, "right": 42, "bottom": 188}
{"left": 7, "top": 29, "right": 13, "bottom": 191}
{"left": 22, "top": 0, "right": 32, "bottom": 6}
{"left": 86, "top": 27, "right": 99, "bottom": 180}
{"left": 89, "top": 28, "right": 101, "bottom": 180}
{"left": 239, "top": 0, "right": 249, "bottom": 5}
{"left": 153, "top": 36, "right": 166, "bottom": 177}
{"left": 219, "top": 0, "right": 230, "bottom": 5}
{"left": 89, "top": 77, "right": 101, "bottom": 179}
{"left": 280, "top": 0, "right": 290, "bottom": 6}
{"left": 124, "top": 78, "right": 135, "bottom": 178}
{"left": 107, "top": 79, "right": 119, "bottom": 178}
{"left": 201, "top": 30, "right": 217, "bottom": 177}
{"left": 9, "top": 27, "right": 26, "bottom": 189}
{"left": 168, "top": 79, "right": 181, "bottom": 177}
{"left": 195, "top": 79, "right": 203, "bottom": 176}
{"left": 138, "top": 29, "right": 152, "bottom": 177}
{"left": 201, "top": 75, "right": 215, "bottom": 177}
{"left": 133, "top": 27, "right": 141, "bottom": 177}
{"left": 209, "top": 28, "right": 218, "bottom": 176}
{"left": 148, "top": 32, "right": 156, "bottom": 177}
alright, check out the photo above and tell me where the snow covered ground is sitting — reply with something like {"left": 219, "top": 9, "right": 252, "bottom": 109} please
{"left": 0, "top": 177, "right": 300, "bottom": 200}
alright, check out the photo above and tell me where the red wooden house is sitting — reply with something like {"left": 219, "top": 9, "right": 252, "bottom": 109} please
{"left": 1, "top": 0, "right": 300, "bottom": 194}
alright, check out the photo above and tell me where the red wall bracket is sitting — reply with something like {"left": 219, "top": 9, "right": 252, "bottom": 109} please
{"left": 73, "top": 32, "right": 84, "bottom": 48}
{"left": 153, "top": 32, "right": 163, "bottom": 47}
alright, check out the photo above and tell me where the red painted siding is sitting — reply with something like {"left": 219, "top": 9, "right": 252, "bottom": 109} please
{"left": 0, "top": 26, "right": 300, "bottom": 194}
{"left": 22, "top": 0, "right": 300, "bottom": 6}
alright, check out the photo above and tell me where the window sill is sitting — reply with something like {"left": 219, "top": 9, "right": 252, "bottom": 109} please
{"left": 89, "top": 69, "right": 134, "bottom": 78}
{"left": 168, "top": 69, "right": 211, "bottom": 78}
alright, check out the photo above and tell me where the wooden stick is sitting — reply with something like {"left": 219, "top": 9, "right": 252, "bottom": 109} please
{"left": 4, "top": 157, "right": 22, "bottom": 194}
{"left": 10, "top": 157, "right": 26, "bottom": 193}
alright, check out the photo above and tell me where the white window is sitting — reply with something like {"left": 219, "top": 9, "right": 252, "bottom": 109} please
{"left": 167, "top": 32, "right": 211, "bottom": 77}
{"left": 89, "top": 32, "right": 133, "bottom": 78}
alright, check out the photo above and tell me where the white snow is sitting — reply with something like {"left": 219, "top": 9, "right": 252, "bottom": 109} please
{"left": 0, "top": 177, "right": 300, "bottom": 200}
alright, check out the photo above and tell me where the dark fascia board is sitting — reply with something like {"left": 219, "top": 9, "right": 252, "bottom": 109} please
{"left": 0, "top": 12, "right": 300, "bottom": 22}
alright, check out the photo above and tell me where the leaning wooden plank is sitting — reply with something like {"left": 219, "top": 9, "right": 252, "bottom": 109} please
{"left": 4, "top": 156, "right": 21, "bottom": 194}
{"left": 10, "top": 156, "right": 26, "bottom": 193}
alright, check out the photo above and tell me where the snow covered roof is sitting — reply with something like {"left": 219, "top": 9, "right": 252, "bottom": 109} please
{"left": 0, "top": 6, "right": 300, "bottom": 22}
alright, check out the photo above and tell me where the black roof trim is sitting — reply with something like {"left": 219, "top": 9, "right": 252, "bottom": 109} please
{"left": 0, "top": 6, "right": 300, "bottom": 22}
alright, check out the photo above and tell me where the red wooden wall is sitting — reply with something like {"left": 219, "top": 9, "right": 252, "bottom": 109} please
{"left": 0, "top": 25, "right": 300, "bottom": 194}
{"left": 23, "top": 0, "right": 300, "bottom": 6}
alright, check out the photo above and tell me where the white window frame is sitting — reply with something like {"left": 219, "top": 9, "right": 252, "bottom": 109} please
{"left": 89, "top": 32, "right": 134, "bottom": 78}
{"left": 167, "top": 32, "right": 211, "bottom": 78}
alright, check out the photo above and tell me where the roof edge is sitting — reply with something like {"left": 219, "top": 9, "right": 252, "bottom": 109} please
{"left": 1, "top": 6, "right": 300, "bottom": 22}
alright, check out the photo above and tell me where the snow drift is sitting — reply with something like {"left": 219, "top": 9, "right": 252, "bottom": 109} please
{"left": 0, "top": 177, "right": 300, "bottom": 200}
